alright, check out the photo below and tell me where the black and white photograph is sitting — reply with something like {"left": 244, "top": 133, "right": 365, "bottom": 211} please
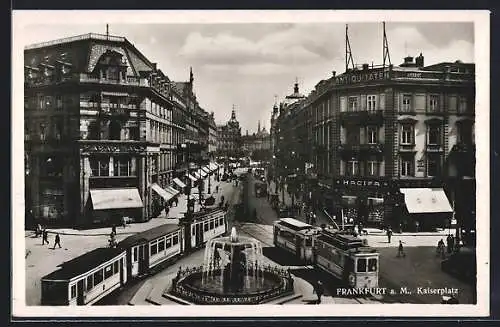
{"left": 12, "top": 10, "right": 490, "bottom": 317}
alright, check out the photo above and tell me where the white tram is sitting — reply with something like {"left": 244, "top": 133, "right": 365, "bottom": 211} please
{"left": 273, "top": 218, "right": 321, "bottom": 264}
{"left": 314, "top": 230, "right": 379, "bottom": 288}
{"left": 41, "top": 248, "right": 127, "bottom": 305}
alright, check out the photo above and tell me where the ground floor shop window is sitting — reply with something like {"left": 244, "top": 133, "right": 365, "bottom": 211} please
{"left": 367, "top": 197, "right": 384, "bottom": 223}
{"left": 341, "top": 195, "right": 358, "bottom": 222}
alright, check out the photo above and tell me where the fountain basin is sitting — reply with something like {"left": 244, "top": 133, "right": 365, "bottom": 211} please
{"left": 169, "top": 265, "right": 294, "bottom": 305}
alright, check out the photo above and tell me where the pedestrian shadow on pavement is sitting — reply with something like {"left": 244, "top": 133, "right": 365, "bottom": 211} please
{"left": 262, "top": 247, "right": 305, "bottom": 267}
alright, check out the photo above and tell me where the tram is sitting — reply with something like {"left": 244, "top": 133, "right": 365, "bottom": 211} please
{"left": 272, "top": 217, "right": 380, "bottom": 289}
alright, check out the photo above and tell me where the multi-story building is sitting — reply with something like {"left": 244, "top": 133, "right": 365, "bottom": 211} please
{"left": 273, "top": 54, "right": 475, "bottom": 233}
{"left": 24, "top": 33, "right": 213, "bottom": 227}
{"left": 216, "top": 108, "right": 242, "bottom": 157}
{"left": 207, "top": 112, "right": 218, "bottom": 159}
{"left": 241, "top": 121, "right": 271, "bottom": 155}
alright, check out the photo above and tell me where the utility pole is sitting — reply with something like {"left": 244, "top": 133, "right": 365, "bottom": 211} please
{"left": 382, "top": 21, "right": 392, "bottom": 69}
{"left": 345, "top": 24, "right": 355, "bottom": 72}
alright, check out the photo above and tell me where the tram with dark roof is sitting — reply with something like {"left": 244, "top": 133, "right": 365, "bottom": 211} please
{"left": 40, "top": 248, "right": 127, "bottom": 305}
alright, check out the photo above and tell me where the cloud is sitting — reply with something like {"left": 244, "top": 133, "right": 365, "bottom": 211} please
{"left": 178, "top": 25, "right": 337, "bottom": 68}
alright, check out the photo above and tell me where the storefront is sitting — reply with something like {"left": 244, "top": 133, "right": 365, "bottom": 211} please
{"left": 399, "top": 188, "right": 453, "bottom": 232}
{"left": 89, "top": 188, "right": 143, "bottom": 225}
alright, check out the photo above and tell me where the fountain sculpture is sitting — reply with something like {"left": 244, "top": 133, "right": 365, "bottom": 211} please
{"left": 167, "top": 227, "right": 294, "bottom": 304}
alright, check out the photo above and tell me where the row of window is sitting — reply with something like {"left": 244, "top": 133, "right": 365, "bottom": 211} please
{"left": 343, "top": 154, "right": 442, "bottom": 177}
{"left": 357, "top": 258, "right": 378, "bottom": 273}
{"left": 70, "top": 260, "right": 121, "bottom": 298}
{"left": 90, "top": 156, "right": 135, "bottom": 177}
{"left": 192, "top": 217, "right": 225, "bottom": 235}
{"left": 339, "top": 94, "right": 471, "bottom": 113}
{"left": 150, "top": 233, "right": 180, "bottom": 256}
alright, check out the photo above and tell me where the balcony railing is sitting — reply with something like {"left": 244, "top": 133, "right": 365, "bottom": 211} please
{"left": 99, "top": 106, "right": 129, "bottom": 117}
{"left": 451, "top": 142, "right": 476, "bottom": 153}
{"left": 337, "top": 143, "right": 384, "bottom": 154}
{"left": 340, "top": 110, "right": 384, "bottom": 126}
{"left": 77, "top": 73, "right": 145, "bottom": 86}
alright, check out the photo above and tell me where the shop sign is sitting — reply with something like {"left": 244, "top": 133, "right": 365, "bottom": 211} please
{"left": 336, "top": 69, "right": 390, "bottom": 85}
{"left": 334, "top": 178, "right": 390, "bottom": 188}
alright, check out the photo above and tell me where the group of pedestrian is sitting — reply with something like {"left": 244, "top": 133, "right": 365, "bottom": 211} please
{"left": 39, "top": 228, "right": 61, "bottom": 249}
{"left": 305, "top": 211, "right": 317, "bottom": 225}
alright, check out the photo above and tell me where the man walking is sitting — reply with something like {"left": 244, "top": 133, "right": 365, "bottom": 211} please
{"left": 397, "top": 240, "right": 406, "bottom": 258}
{"left": 387, "top": 227, "right": 393, "bottom": 243}
{"left": 53, "top": 233, "right": 61, "bottom": 249}
{"left": 42, "top": 229, "right": 49, "bottom": 245}
{"left": 314, "top": 280, "right": 324, "bottom": 304}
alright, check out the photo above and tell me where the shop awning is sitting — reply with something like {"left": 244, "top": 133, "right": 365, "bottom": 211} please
{"left": 165, "top": 185, "right": 180, "bottom": 198}
{"left": 400, "top": 188, "right": 453, "bottom": 214}
{"left": 173, "top": 178, "right": 186, "bottom": 189}
{"left": 209, "top": 163, "right": 218, "bottom": 171}
{"left": 193, "top": 171, "right": 202, "bottom": 179}
{"left": 151, "top": 183, "right": 175, "bottom": 202}
{"left": 202, "top": 166, "right": 211, "bottom": 174}
{"left": 90, "top": 188, "right": 143, "bottom": 210}
{"left": 186, "top": 174, "right": 198, "bottom": 182}
{"left": 199, "top": 170, "right": 208, "bottom": 178}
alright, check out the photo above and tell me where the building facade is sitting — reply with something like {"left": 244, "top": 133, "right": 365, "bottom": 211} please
{"left": 216, "top": 109, "right": 242, "bottom": 157}
{"left": 273, "top": 54, "right": 475, "bottom": 232}
{"left": 241, "top": 121, "right": 271, "bottom": 155}
{"left": 24, "top": 33, "right": 214, "bottom": 227}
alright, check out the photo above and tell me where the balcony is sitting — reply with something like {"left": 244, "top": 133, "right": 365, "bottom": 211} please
{"left": 425, "top": 144, "right": 444, "bottom": 153}
{"left": 337, "top": 143, "right": 384, "bottom": 157}
{"left": 99, "top": 106, "right": 129, "bottom": 118}
{"left": 340, "top": 110, "right": 384, "bottom": 126}
{"left": 79, "top": 140, "right": 146, "bottom": 154}
{"left": 77, "top": 73, "right": 143, "bottom": 86}
{"left": 452, "top": 142, "right": 476, "bottom": 153}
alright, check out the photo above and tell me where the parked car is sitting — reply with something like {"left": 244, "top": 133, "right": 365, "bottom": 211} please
{"left": 441, "top": 247, "right": 476, "bottom": 284}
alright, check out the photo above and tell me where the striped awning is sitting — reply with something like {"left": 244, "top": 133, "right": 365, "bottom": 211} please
{"left": 150, "top": 183, "right": 175, "bottom": 202}
{"left": 173, "top": 178, "right": 186, "bottom": 189}
{"left": 101, "top": 91, "right": 129, "bottom": 97}
{"left": 209, "top": 163, "right": 219, "bottom": 171}
{"left": 198, "top": 170, "right": 208, "bottom": 178}
{"left": 186, "top": 174, "right": 198, "bottom": 182}
{"left": 193, "top": 171, "right": 202, "bottom": 179}
{"left": 202, "top": 166, "right": 211, "bottom": 174}
{"left": 90, "top": 188, "right": 143, "bottom": 210}
{"left": 165, "top": 185, "right": 180, "bottom": 198}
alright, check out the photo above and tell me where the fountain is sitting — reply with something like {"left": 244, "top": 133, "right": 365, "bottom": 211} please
{"left": 167, "top": 227, "right": 295, "bottom": 304}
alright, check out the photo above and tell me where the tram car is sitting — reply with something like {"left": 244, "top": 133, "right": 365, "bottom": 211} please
{"left": 41, "top": 248, "right": 127, "bottom": 305}
{"left": 273, "top": 218, "right": 321, "bottom": 264}
{"left": 272, "top": 218, "right": 380, "bottom": 289}
{"left": 314, "top": 229, "right": 379, "bottom": 289}
{"left": 40, "top": 208, "right": 227, "bottom": 306}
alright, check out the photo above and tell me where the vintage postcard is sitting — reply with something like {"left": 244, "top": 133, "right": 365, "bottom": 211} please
{"left": 12, "top": 10, "right": 490, "bottom": 318}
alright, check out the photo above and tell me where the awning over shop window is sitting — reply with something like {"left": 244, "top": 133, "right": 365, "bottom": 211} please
{"left": 202, "top": 166, "right": 210, "bottom": 174}
{"left": 165, "top": 185, "right": 180, "bottom": 198}
{"left": 209, "top": 163, "right": 218, "bottom": 171}
{"left": 199, "top": 170, "right": 208, "bottom": 178}
{"left": 186, "top": 174, "right": 198, "bottom": 183}
{"left": 400, "top": 188, "right": 453, "bottom": 214}
{"left": 150, "top": 183, "right": 175, "bottom": 202}
{"left": 193, "top": 171, "right": 202, "bottom": 179}
{"left": 173, "top": 178, "right": 186, "bottom": 189}
{"left": 90, "top": 188, "right": 143, "bottom": 210}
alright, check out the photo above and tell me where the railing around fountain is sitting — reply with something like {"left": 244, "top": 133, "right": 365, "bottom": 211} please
{"left": 170, "top": 265, "right": 295, "bottom": 305}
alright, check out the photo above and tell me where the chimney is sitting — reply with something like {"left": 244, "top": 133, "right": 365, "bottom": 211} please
{"left": 332, "top": 71, "right": 336, "bottom": 77}
{"left": 404, "top": 56, "right": 414, "bottom": 64}
{"left": 152, "top": 63, "right": 157, "bottom": 70}
{"left": 362, "top": 63, "right": 369, "bottom": 71}
{"left": 415, "top": 53, "right": 424, "bottom": 68}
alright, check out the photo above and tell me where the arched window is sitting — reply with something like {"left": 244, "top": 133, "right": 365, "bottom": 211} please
{"left": 109, "top": 120, "right": 122, "bottom": 140}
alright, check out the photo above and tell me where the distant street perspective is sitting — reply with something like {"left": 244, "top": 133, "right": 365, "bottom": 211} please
{"left": 22, "top": 19, "right": 477, "bottom": 308}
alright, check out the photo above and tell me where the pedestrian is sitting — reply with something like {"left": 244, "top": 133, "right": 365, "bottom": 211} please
{"left": 52, "top": 233, "right": 61, "bottom": 249}
{"left": 387, "top": 227, "right": 393, "bottom": 243}
{"left": 446, "top": 234, "right": 452, "bottom": 254}
{"left": 111, "top": 225, "right": 116, "bottom": 236}
{"left": 36, "top": 224, "right": 42, "bottom": 237}
{"left": 311, "top": 213, "right": 317, "bottom": 226}
{"left": 397, "top": 240, "right": 406, "bottom": 257}
{"left": 349, "top": 217, "right": 354, "bottom": 225}
{"left": 437, "top": 238, "right": 445, "bottom": 258}
{"left": 42, "top": 229, "right": 49, "bottom": 245}
{"left": 314, "top": 280, "right": 324, "bottom": 304}
{"left": 216, "top": 185, "right": 219, "bottom": 193}
{"left": 165, "top": 205, "right": 170, "bottom": 218}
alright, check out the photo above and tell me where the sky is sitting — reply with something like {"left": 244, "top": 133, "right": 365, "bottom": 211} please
{"left": 19, "top": 19, "right": 474, "bottom": 134}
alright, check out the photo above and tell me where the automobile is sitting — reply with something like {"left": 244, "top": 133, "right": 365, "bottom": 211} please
{"left": 441, "top": 247, "right": 476, "bottom": 284}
